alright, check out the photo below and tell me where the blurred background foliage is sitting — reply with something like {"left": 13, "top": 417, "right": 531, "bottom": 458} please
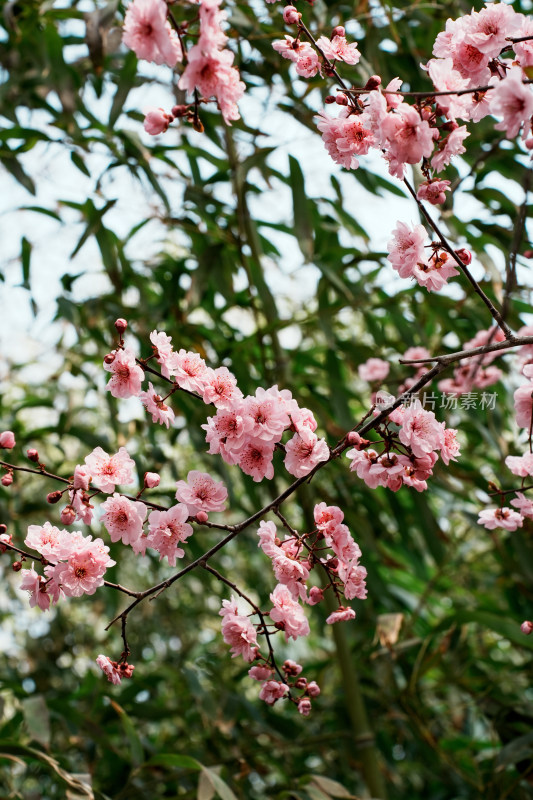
{"left": 1, "top": 0, "right": 533, "bottom": 797}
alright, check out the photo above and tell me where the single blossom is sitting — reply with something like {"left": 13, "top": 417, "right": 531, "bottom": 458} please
{"left": 175, "top": 470, "right": 228, "bottom": 514}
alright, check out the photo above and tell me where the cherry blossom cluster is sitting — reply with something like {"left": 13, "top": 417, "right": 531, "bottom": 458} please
{"left": 105, "top": 328, "right": 330, "bottom": 484}
{"left": 122, "top": 0, "right": 244, "bottom": 126}
{"left": 346, "top": 402, "right": 460, "bottom": 494}
{"left": 478, "top": 326, "right": 533, "bottom": 533}
{"left": 275, "top": 4, "right": 533, "bottom": 184}
{"left": 218, "top": 502, "right": 366, "bottom": 709}
{"left": 438, "top": 327, "right": 506, "bottom": 395}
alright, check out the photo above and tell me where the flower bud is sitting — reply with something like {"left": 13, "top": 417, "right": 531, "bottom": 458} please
{"left": 521, "top": 620, "right": 533, "bottom": 635}
{"left": 61, "top": 505, "right": 77, "bottom": 525}
{"left": 27, "top": 449, "right": 39, "bottom": 462}
{"left": 283, "top": 659, "right": 303, "bottom": 676}
{"left": 324, "top": 95, "right": 336, "bottom": 104}
{"left": 283, "top": 5, "right": 300, "bottom": 24}
{"left": 2, "top": 473, "right": 13, "bottom": 487}
{"left": 0, "top": 431, "right": 15, "bottom": 449}
{"left": 525, "top": 138, "right": 533, "bottom": 151}
{"left": 455, "top": 248, "right": 472, "bottom": 265}
{"left": 307, "top": 586, "right": 324, "bottom": 605}
{"left": 335, "top": 93, "right": 348, "bottom": 105}
{"left": 523, "top": 250, "right": 533, "bottom": 258}
{"left": 331, "top": 25, "right": 345, "bottom": 37}
{"left": 297, "top": 697, "right": 312, "bottom": 716}
{"left": 0, "top": 524, "right": 7, "bottom": 535}
{"left": 172, "top": 104, "right": 189, "bottom": 118}
{"left": 118, "top": 662, "right": 135, "bottom": 678}
{"left": 365, "top": 75, "right": 382, "bottom": 90}
{"left": 306, "top": 680, "right": 321, "bottom": 697}
{"left": 114, "top": 318, "right": 128, "bottom": 333}
{"left": 103, "top": 352, "right": 116, "bottom": 365}
{"left": 144, "top": 472, "right": 160, "bottom": 489}
{"left": 294, "top": 677, "right": 308, "bottom": 689}
{"left": 12, "top": 561, "right": 22, "bottom": 571}
{"left": 143, "top": 108, "right": 172, "bottom": 136}
{"left": 47, "top": 490, "right": 63, "bottom": 504}
{"left": 196, "top": 510, "right": 209, "bottom": 523}
{"left": 0, "top": 532, "right": 11, "bottom": 553}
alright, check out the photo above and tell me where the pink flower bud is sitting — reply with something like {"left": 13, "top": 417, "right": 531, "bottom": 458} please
{"left": 114, "top": 318, "right": 128, "bottom": 333}
{"left": 335, "top": 93, "right": 348, "bottom": 106}
{"left": 60, "top": 505, "right": 77, "bottom": 525}
{"left": 143, "top": 107, "right": 173, "bottom": 136}
{"left": 26, "top": 449, "right": 39, "bottom": 463}
{"left": 0, "top": 431, "right": 15, "bottom": 449}
{"left": 521, "top": 620, "right": 533, "bottom": 635}
{"left": 47, "top": 490, "right": 63, "bottom": 504}
{"left": 306, "top": 680, "right": 321, "bottom": 697}
{"left": 283, "top": 659, "right": 303, "bottom": 676}
{"left": 196, "top": 511, "right": 209, "bottom": 523}
{"left": 297, "top": 697, "right": 312, "bottom": 716}
{"left": 455, "top": 248, "right": 472, "bottom": 265}
{"left": 307, "top": 586, "right": 324, "bottom": 605}
{"left": 294, "top": 676, "right": 308, "bottom": 689}
{"left": 365, "top": 75, "right": 382, "bottom": 90}
{"left": 2, "top": 473, "right": 13, "bottom": 487}
{"left": 524, "top": 250, "right": 533, "bottom": 258}
{"left": 525, "top": 139, "right": 533, "bottom": 151}
{"left": 283, "top": 5, "right": 300, "bottom": 24}
{"left": 331, "top": 25, "right": 345, "bottom": 37}
{"left": 144, "top": 472, "right": 160, "bottom": 489}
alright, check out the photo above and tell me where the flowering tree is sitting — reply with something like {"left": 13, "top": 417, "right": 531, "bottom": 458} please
{"left": 2, "top": 0, "right": 533, "bottom": 797}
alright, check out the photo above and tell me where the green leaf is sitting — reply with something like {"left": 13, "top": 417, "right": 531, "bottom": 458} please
{"left": 309, "top": 776, "right": 357, "bottom": 798}
{"left": 200, "top": 767, "right": 238, "bottom": 800}
{"left": 109, "top": 699, "right": 144, "bottom": 767}
{"left": 289, "top": 154, "right": 314, "bottom": 261}
{"left": 21, "top": 695, "right": 50, "bottom": 749}
{"left": 20, "top": 236, "right": 31, "bottom": 290}
{"left": 109, "top": 51, "right": 138, "bottom": 128}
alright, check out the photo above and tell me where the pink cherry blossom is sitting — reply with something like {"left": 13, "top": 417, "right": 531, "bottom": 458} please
{"left": 0, "top": 431, "right": 15, "bottom": 449}
{"left": 122, "top": 0, "right": 182, "bottom": 67}
{"left": 463, "top": 3, "right": 521, "bottom": 58}
{"left": 477, "top": 507, "right": 524, "bottom": 531}
{"left": 412, "top": 251, "right": 460, "bottom": 292}
{"left": 73, "top": 465, "right": 90, "bottom": 491}
{"left": 100, "top": 494, "right": 147, "bottom": 546}
{"left": 96, "top": 654, "right": 122, "bottom": 685}
{"left": 284, "top": 429, "right": 329, "bottom": 478}
{"left": 84, "top": 446, "right": 135, "bottom": 493}
{"left": 505, "top": 453, "right": 533, "bottom": 477}
{"left": 258, "top": 680, "right": 289, "bottom": 705}
{"left": 167, "top": 349, "right": 208, "bottom": 393}
{"left": 203, "top": 406, "right": 254, "bottom": 463}
{"left": 315, "top": 110, "right": 374, "bottom": 170}
{"left": 307, "top": 586, "right": 324, "bottom": 605}
{"left": 249, "top": 665, "right": 274, "bottom": 681}
{"left": 269, "top": 583, "right": 310, "bottom": 641}
{"left": 179, "top": 46, "right": 245, "bottom": 124}
{"left": 316, "top": 34, "right": 360, "bottom": 65}
{"left": 326, "top": 606, "right": 356, "bottom": 624}
{"left": 431, "top": 126, "right": 470, "bottom": 173}
{"left": 25, "top": 522, "right": 68, "bottom": 560}
{"left": 417, "top": 179, "right": 451, "bottom": 205}
{"left": 145, "top": 504, "right": 193, "bottom": 564}
{"left": 139, "top": 382, "right": 175, "bottom": 428}
{"left": 19, "top": 566, "right": 53, "bottom": 611}
{"left": 511, "top": 492, "right": 533, "bottom": 519}
{"left": 314, "top": 502, "right": 344, "bottom": 529}
{"left": 490, "top": 67, "right": 533, "bottom": 140}
{"left": 514, "top": 384, "right": 533, "bottom": 429}
{"left": 150, "top": 330, "right": 174, "bottom": 378}
{"left": 346, "top": 447, "right": 382, "bottom": 489}
{"left": 143, "top": 107, "right": 173, "bottom": 135}
{"left": 398, "top": 402, "right": 445, "bottom": 457}
{"left": 144, "top": 471, "right": 160, "bottom": 488}
{"left": 245, "top": 388, "right": 290, "bottom": 441}
{"left": 201, "top": 366, "right": 242, "bottom": 408}
{"left": 380, "top": 103, "right": 436, "bottom": 167}
{"left": 175, "top": 470, "right": 227, "bottom": 514}
{"left": 219, "top": 596, "right": 258, "bottom": 662}
{"left": 358, "top": 358, "right": 390, "bottom": 382}
{"left": 238, "top": 440, "right": 275, "bottom": 481}
{"left": 339, "top": 561, "right": 368, "bottom": 600}
{"left": 51, "top": 539, "right": 114, "bottom": 597}
{"left": 440, "top": 428, "right": 461, "bottom": 465}
{"left": 104, "top": 348, "right": 144, "bottom": 399}
{"left": 298, "top": 698, "right": 312, "bottom": 716}
{"left": 387, "top": 221, "right": 427, "bottom": 279}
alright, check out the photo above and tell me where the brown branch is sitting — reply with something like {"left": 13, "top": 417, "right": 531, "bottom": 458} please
{"left": 398, "top": 333, "right": 533, "bottom": 366}
{"left": 403, "top": 176, "right": 513, "bottom": 339}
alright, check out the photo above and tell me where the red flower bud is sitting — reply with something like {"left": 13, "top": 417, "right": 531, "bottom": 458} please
{"left": 103, "top": 352, "right": 116, "bottom": 365}
{"left": 27, "top": 449, "right": 39, "bottom": 462}
{"left": 114, "top": 318, "right": 128, "bottom": 333}
{"left": 47, "top": 490, "right": 63, "bottom": 504}
{"left": 455, "top": 248, "right": 472, "bottom": 265}
{"left": 521, "top": 620, "right": 533, "bottom": 635}
{"left": 365, "top": 75, "right": 382, "bottom": 90}
{"left": 0, "top": 524, "right": 7, "bottom": 535}
{"left": 2, "top": 473, "right": 13, "bottom": 487}
{"left": 331, "top": 25, "right": 345, "bottom": 37}
{"left": 12, "top": 561, "right": 22, "bottom": 572}
{"left": 324, "top": 95, "right": 336, "bottom": 104}
{"left": 335, "top": 93, "right": 348, "bottom": 105}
